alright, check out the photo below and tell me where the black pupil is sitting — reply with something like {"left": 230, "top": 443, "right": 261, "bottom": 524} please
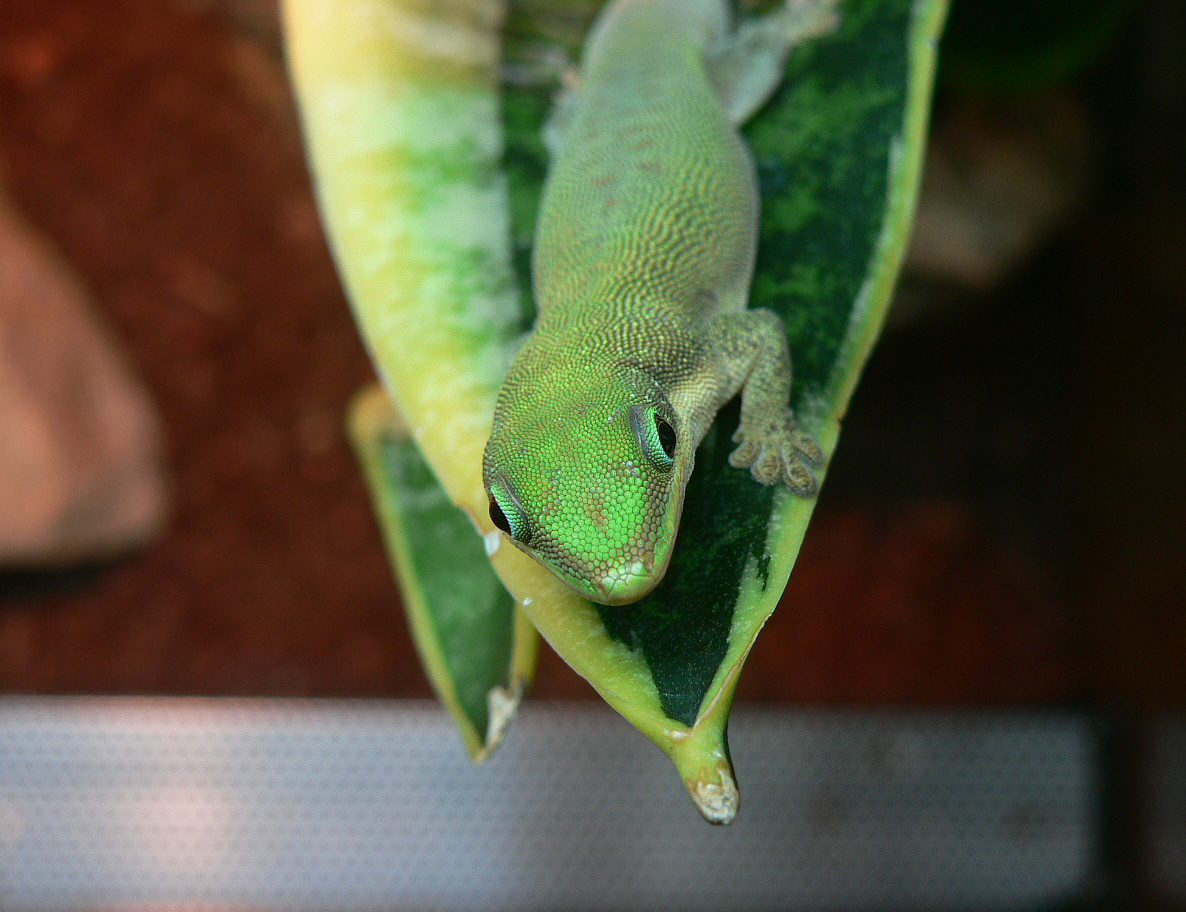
{"left": 655, "top": 416, "right": 677, "bottom": 458}
{"left": 489, "top": 499, "right": 512, "bottom": 534}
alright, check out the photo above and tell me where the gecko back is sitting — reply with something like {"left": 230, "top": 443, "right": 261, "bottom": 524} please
{"left": 533, "top": 0, "right": 758, "bottom": 324}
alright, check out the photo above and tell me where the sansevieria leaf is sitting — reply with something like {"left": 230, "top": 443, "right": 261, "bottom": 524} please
{"left": 285, "top": 0, "right": 946, "bottom": 821}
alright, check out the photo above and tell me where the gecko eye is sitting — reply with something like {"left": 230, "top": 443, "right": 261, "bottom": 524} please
{"left": 489, "top": 499, "right": 512, "bottom": 534}
{"left": 489, "top": 493, "right": 532, "bottom": 545}
{"left": 631, "top": 405, "right": 676, "bottom": 470}
{"left": 655, "top": 416, "right": 677, "bottom": 459}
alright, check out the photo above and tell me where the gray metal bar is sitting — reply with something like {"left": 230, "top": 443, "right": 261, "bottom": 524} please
{"left": 0, "top": 698, "right": 1102, "bottom": 911}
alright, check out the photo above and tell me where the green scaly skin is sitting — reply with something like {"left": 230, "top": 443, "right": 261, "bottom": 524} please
{"left": 484, "top": 0, "right": 838, "bottom": 605}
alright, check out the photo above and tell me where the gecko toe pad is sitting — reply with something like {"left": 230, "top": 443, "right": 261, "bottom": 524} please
{"left": 728, "top": 410, "right": 823, "bottom": 495}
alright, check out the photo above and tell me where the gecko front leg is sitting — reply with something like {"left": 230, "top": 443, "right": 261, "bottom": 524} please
{"left": 706, "top": 308, "right": 824, "bottom": 495}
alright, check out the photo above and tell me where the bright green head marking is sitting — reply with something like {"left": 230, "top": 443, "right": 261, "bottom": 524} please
{"left": 483, "top": 362, "right": 690, "bottom": 605}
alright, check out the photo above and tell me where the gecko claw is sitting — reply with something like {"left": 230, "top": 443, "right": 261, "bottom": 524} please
{"left": 790, "top": 427, "right": 825, "bottom": 467}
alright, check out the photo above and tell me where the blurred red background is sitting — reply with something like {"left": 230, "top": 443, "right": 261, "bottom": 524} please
{"left": 0, "top": 0, "right": 1182, "bottom": 711}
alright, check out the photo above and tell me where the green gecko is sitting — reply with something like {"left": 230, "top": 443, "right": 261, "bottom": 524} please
{"left": 484, "top": 0, "right": 840, "bottom": 605}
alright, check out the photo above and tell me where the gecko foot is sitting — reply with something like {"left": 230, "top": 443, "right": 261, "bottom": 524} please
{"left": 729, "top": 410, "right": 823, "bottom": 496}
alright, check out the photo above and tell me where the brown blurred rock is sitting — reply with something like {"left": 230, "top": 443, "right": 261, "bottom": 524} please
{"left": 905, "top": 91, "right": 1093, "bottom": 293}
{"left": 0, "top": 186, "right": 169, "bottom": 567}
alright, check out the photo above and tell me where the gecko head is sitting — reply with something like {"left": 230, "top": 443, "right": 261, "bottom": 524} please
{"left": 482, "top": 364, "right": 692, "bottom": 605}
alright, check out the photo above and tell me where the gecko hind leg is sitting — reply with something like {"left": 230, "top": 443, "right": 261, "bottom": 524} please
{"left": 499, "top": 38, "right": 578, "bottom": 159}
{"left": 707, "top": 0, "right": 842, "bottom": 125}
{"left": 540, "top": 69, "right": 582, "bottom": 160}
{"left": 500, "top": 39, "right": 572, "bottom": 87}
